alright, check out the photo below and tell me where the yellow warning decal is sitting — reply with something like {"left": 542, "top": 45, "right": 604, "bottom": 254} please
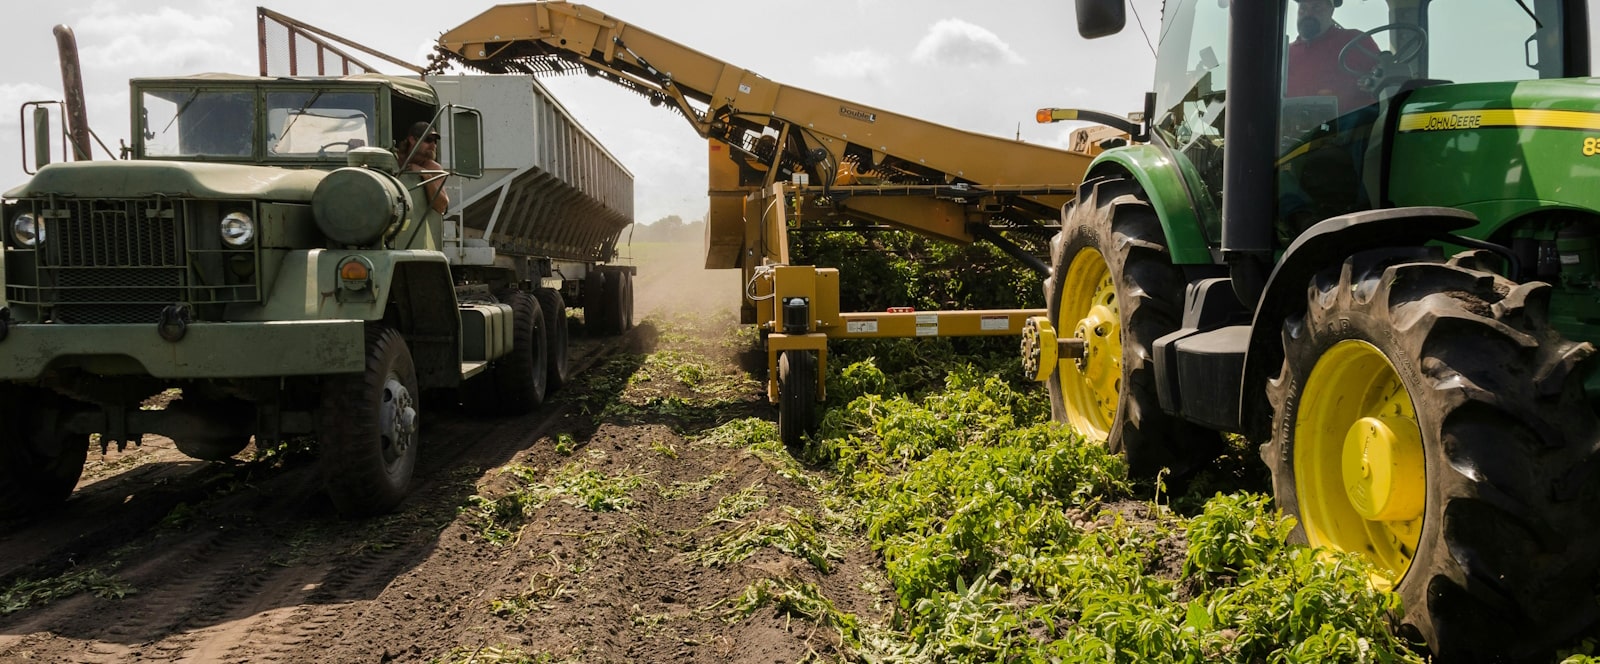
{"left": 1399, "top": 109, "right": 1600, "bottom": 132}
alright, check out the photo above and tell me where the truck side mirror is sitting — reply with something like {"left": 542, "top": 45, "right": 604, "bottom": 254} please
{"left": 1076, "top": 0, "right": 1127, "bottom": 39}
{"left": 450, "top": 108, "right": 483, "bottom": 179}
{"left": 32, "top": 105, "right": 52, "bottom": 171}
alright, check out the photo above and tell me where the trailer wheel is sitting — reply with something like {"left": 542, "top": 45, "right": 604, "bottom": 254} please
{"left": 1045, "top": 177, "right": 1222, "bottom": 477}
{"left": 621, "top": 271, "right": 635, "bottom": 331}
{"left": 585, "top": 271, "right": 609, "bottom": 335}
{"left": 600, "top": 269, "right": 630, "bottom": 336}
{"left": 534, "top": 288, "right": 571, "bottom": 392}
{"left": 1264, "top": 249, "right": 1600, "bottom": 660}
{"left": 0, "top": 388, "right": 89, "bottom": 520}
{"left": 777, "top": 350, "right": 818, "bottom": 447}
{"left": 491, "top": 290, "right": 549, "bottom": 413}
{"left": 318, "top": 325, "right": 419, "bottom": 517}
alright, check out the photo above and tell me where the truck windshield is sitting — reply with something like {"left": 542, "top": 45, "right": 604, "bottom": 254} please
{"left": 266, "top": 91, "right": 378, "bottom": 158}
{"left": 142, "top": 89, "right": 256, "bottom": 158}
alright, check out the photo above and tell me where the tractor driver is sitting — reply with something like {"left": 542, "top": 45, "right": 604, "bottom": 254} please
{"left": 1287, "top": 0, "right": 1379, "bottom": 114}
{"left": 397, "top": 121, "right": 450, "bottom": 214}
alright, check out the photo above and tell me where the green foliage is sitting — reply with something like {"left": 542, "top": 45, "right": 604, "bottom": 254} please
{"left": 686, "top": 508, "right": 842, "bottom": 573}
{"left": 789, "top": 229, "right": 1044, "bottom": 313}
{"left": 544, "top": 463, "right": 648, "bottom": 513}
{"left": 703, "top": 483, "right": 769, "bottom": 525}
{"left": 807, "top": 364, "right": 1423, "bottom": 663}
{"left": 0, "top": 567, "right": 136, "bottom": 614}
{"left": 696, "top": 417, "right": 777, "bottom": 449}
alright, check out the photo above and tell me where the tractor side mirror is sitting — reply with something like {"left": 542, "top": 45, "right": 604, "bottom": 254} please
{"left": 449, "top": 107, "right": 483, "bottom": 179}
{"left": 1076, "top": 0, "right": 1127, "bottom": 39}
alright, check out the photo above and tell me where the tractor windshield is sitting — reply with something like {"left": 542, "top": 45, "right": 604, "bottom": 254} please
{"left": 1149, "top": 0, "right": 1572, "bottom": 245}
{"left": 265, "top": 91, "right": 378, "bottom": 159}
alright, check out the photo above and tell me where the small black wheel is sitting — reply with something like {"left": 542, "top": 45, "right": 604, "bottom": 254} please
{"left": 175, "top": 437, "right": 251, "bottom": 462}
{"left": 1044, "top": 176, "right": 1223, "bottom": 477}
{"left": 490, "top": 290, "right": 549, "bottom": 414}
{"left": 585, "top": 270, "right": 610, "bottom": 336}
{"left": 0, "top": 387, "right": 89, "bottom": 520}
{"left": 1265, "top": 249, "right": 1600, "bottom": 660}
{"left": 533, "top": 288, "right": 571, "bottom": 393}
{"left": 318, "top": 325, "right": 420, "bottom": 517}
{"left": 777, "top": 350, "right": 818, "bottom": 447}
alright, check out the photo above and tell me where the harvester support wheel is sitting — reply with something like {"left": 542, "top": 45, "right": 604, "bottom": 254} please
{"left": 1264, "top": 248, "right": 1600, "bottom": 660}
{"left": 533, "top": 288, "right": 572, "bottom": 392}
{"left": 1045, "top": 176, "right": 1222, "bottom": 477}
{"left": 490, "top": 290, "right": 549, "bottom": 413}
{"left": 778, "top": 350, "right": 818, "bottom": 447}
{"left": 318, "top": 325, "right": 420, "bottom": 517}
{"left": 0, "top": 387, "right": 89, "bottom": 520}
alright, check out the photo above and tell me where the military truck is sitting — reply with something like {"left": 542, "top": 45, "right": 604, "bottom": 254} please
{"left": 1, "top": 66, "right": 635, "bottom": 518}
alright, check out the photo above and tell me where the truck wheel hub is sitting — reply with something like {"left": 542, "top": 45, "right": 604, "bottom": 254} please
{"left": 380, "top": 374, "right": 417, "bottom": 460}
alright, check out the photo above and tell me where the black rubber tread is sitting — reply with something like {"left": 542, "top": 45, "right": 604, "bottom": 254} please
{"left": 621, "top": 270, "right": 635, "bottom": 331}
{"left": 533, "top": 288, "right": 572, "bottom": 393}
{"left": 777, "top": 350, "right": 818, "bottom": 447}
{"left": 174, "top": 437, "right": 252, "bottom": 462}
{"left": 1044, "top": 176, "right": 1224, "bottom": 477}
{"left": 600, "top": 268, "right": 629, "bottom": 336}
{"left": 0, "top": 387, "right": 89, "bottom": 520}
{"left": 317, "top": 325, "right": 420, "bottom": 517}
{"left": 489, "top": 290, "right": 549, "bottom": 414}
{"left": 585, "top": 270, "right": 610, "bottom": 336}
{"left": 1263, "top": 249, "right": 1600, "bottom": 661}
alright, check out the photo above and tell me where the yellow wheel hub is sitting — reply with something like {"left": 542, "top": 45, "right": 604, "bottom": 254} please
{"left": 1295, "top": 340, "right": 1425, "bottom": 589}
{"left": 1056, "top": 248, "right": 1121, "bottom": 441}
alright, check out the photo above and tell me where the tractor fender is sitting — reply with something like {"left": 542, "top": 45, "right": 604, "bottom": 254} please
{"left": 1237, "top": 207, "right": 1477, "bottom": 442}
{"left": 1087, "top": 146, "right": 1214, "bottom": 265}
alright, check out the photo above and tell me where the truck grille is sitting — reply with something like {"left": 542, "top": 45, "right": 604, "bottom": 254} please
{"left": 5, "top": 198, "right": 260, "bottom": 324}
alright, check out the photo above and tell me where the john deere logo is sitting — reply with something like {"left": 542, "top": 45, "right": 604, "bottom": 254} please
{"left": 839, "top": 106, "right": 876, "bottom": 123}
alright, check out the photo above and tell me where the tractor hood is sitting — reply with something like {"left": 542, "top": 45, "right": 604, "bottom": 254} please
{"left": 3, "top": 160, "right": 329, "bottom": 201}
{"left": 1400, "top": 77, "right": 1600, "bottom": 116}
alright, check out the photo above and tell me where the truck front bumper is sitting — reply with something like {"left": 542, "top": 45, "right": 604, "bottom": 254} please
{"left": 0, "top": 319, "right": 366, "bottom": 381}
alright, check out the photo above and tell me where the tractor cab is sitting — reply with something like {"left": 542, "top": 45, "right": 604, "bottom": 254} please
{"left": 1139, "top": 0, "right": 1582, "bottom": 252}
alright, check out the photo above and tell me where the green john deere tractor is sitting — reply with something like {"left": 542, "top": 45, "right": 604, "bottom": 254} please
{"left": 1021, "top": 0, "right": 1600, "bottom": 658}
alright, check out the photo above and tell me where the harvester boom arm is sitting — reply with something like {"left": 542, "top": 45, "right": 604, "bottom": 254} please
{"left": 437, "top": 2, "right": 1090, "bottom": 253}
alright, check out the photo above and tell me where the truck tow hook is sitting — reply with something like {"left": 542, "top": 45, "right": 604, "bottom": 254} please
{"left": 158, "top": 304, "right": 193, "bottom": 342}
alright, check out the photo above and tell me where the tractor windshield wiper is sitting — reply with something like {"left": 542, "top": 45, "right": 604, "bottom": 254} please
{"left": 156, "top": 89, "right": 201, "bottom": 137}
{"left": 1512, "top": 0, "right": 1543, "bottom": 28}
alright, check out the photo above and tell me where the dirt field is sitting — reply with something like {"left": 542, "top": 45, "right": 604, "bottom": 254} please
{"left": 0, "top": 242, "right": 888, "bottom": 663}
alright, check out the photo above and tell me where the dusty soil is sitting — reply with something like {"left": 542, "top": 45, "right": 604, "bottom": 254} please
{"left": 0, "top": 242, "right": 889, "bottom": 663}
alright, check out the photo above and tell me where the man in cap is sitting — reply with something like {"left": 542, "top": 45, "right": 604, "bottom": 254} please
{"left": 396, "top": 121, "right": 450, "bottom": 214}
{"left": 1287, "top": 0, "right": 1380, "bottom": 114}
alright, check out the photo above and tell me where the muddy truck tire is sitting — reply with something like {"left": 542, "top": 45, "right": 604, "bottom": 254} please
{"left": 318, "top": 325, "right": 421, "bottom": 517}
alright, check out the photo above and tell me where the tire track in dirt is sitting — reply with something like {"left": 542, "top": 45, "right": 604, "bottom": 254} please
{"left": 0, "top": 331, "right": 632, "bottom": 663}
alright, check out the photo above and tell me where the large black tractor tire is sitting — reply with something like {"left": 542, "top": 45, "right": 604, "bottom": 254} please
{"left": 1263, "top": 249, "right": 1600, "bottom": 661}
{"left": 318, "top": 325, "right": 421, "bottom": 517}
{"left": 0, "top": 388, "right": 89, "bottom": 520}
{"left": 777, "top": 350, "right": 818, "bottom": 447}
{"left": 1044, "top": 177, "right": 1223, "bottom": 477}
{"left": 585, "top": 270, "right": 610, "bottom": 336}
{"left": 533, "top": 288, "right": 572, "bottom": 393}
{"left": 490, "top": 290, "right": 550, "bottom": 414}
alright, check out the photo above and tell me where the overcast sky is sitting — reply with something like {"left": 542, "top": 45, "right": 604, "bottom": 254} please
{"left": 1, "top": 1, "right": 1595, "bottom": 225}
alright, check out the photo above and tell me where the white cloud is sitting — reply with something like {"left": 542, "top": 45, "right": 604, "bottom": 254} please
{"left": 910, "top": 19, "right": 1025, "bottom": 68}
{"left": 74, "top": 5, "right": 243, "bottom": 72}
{"left": 811, "top": 49, "right": 894, "bottom": 80}
{"left": 0, "top": 83, "right": 63, "bottom": 130}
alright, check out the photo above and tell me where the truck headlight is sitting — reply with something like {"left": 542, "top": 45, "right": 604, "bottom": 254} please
{"left": 11, "top": 212, "right": 41, "bottom": 247}
{"left": 220, "top": 211, "right": 255, "bottom": 247}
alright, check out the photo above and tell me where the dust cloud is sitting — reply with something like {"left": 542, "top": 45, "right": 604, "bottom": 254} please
{"left": 615, "top": 240, "right": 744, "bottom": 322}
